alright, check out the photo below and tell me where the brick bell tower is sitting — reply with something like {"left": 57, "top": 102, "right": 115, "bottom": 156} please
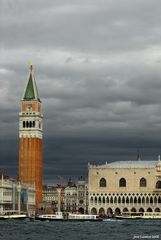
{"left": 19, "top": 63, "right": 43, "bottom": 207}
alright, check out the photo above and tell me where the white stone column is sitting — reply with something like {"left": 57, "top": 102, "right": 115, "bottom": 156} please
{"left": 17, "top": 182, "right": 21, "bottom": 214}
{"left": 57, "top": 188, "right": 61, "bottom": 212}
{"left": 0, "top": 174, "right": 4, "bottom": 211}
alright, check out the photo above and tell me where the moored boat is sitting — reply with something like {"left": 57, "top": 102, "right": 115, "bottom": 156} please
{"left": 0, "top": 210, "right": 27, "bottom": 220}
{"left": 116, "top": 212, "right": 161, "bottom": 220}
{"left": 115, "top": 212, "right": 143, "bottom": 220}
{"left": 142, "top": 212, "right": 161, "bottom": 219}
{"left": 35, "top": 212, "right": 64, "bottom": 221}
{"left": 67, "top": 212, "right": 103, "bottom": 221}
{"left": 35, "top": 212, "right": 103, "bottom": 221}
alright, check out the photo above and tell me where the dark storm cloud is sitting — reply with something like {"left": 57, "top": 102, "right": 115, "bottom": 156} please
{"left": 1, "top": 0, "right": 161, "bottom": 183}
{"left": 43, "top": 136, "right": 161, "bottom": 184}
{"left": 1, "top": 0, "right": 161, "bottom": 52}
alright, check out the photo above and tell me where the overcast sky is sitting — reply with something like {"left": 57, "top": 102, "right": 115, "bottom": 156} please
{"left": 1, "top": 0, "right": 161, "bottom": 184}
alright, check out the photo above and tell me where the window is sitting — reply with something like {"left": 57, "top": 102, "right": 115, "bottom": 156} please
{"left": 119, "top": 178, "right": 126, "bottom": 187}
{"left": 156, "top": 180, "right": 161, "bottom": 189}
{"left": 23, "top": 121, "right": 25, "bottom": 128}
{"left": 26, "top": 121, "right": 29, "bottom": 128}
{"left": 140, "top": 178, "right": 147, "bottom": 187}
{"left": 99, "top": 178, "right": 106, "bottom": 187}
{"left": 33, "top": 121, "right": 35, "bottom": 128}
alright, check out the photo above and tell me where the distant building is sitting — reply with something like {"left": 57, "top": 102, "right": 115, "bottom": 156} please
{"left": 19, "top": 64, "right": 43, "bottom": 207}
{"left": 42, "top": 185, "right": 65, "bottom": 213}
{"left": 0, "top": 174, "right": 35, "bottom": 215}
{"left": 64, "top": 182, "right": 77, "bottom": 212}
{"left": 77, "top": 176, "right": 88, "bottom": 213}
{"left": 42, "top": 177, "right": 88, "bottom": 214}
{"left": 43, "top": 185, "right": 58, "bottom": 205}
{"left": 64, "top": 177, "right": 88, "bottom": 213}
{"left": 88, "top": 157, "right": 161, "bottom": 215}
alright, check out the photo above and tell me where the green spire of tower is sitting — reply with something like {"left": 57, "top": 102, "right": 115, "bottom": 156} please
{"left": 22, "top": 64, "right": 40, "bottom": 101}
{"left": 24, "top": 72, "right": 35, "bottom": 100}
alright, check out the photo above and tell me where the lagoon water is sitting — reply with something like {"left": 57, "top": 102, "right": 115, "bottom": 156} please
{"left": 0, "top": 219, "right": 161, "bottom": 240}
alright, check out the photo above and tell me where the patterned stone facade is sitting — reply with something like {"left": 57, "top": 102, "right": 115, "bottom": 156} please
{"left": 64, "top": 177, "right": 88, "bottom": 213}
{"left": 88, "top": 158, "right": 161, "bottom": 215}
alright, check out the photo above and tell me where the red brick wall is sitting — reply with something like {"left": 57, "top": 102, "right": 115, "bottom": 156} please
{"left": 19, "top": 137, "right": 42, "bottom": 206}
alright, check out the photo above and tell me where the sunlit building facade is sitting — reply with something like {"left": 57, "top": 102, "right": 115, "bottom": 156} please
{"left": 0, "top": 174, "right": 35, "bottom": 215}
{"left": 88, "top": 157, "right": 161, "bottom": 215}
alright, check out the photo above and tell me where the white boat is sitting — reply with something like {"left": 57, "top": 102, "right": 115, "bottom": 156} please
{"left": 142, "top": 212, "right": 161, "bottom": 219}
{"left": 35, "top": 212, "right": 102, "bottom": 221}
{"left": 35, "top": 212, "right": 64, "bottom": 221}
{"left": 116, "top": 212, "right": 161, "bottom": 220}
{"left": 67, "top": 212, "right": 103, "bottom": 221}
{"left": 115, "top": 212, "right": 143, "bottom": 219}
{"left": 0, "top": 210, "right": 27, "bottom": 220}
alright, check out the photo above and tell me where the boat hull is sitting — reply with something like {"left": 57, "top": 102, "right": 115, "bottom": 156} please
{"left": 116, "top": 212, "right": 161, "bottom": 220}
{"left": 35, "top": 217, "right": 63, "bottom": 221}
{"left": 35, "top": 217, "right": 102, "bottom": 221}
{"left": 0, "top": 214, "right": 27, "bottom": 220}
{"left": 115, "top": 216, "right": 142, "bottom": 220}
{"left": 65, "top": 219, "right": 103, "bottom": 221}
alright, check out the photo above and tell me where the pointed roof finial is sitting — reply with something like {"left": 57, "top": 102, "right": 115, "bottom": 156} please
{"left": 28, "top": 60, "right": 33, "bottom": 71}
{"left": 28, "top": 60, "right": 32, "bottom": 65}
